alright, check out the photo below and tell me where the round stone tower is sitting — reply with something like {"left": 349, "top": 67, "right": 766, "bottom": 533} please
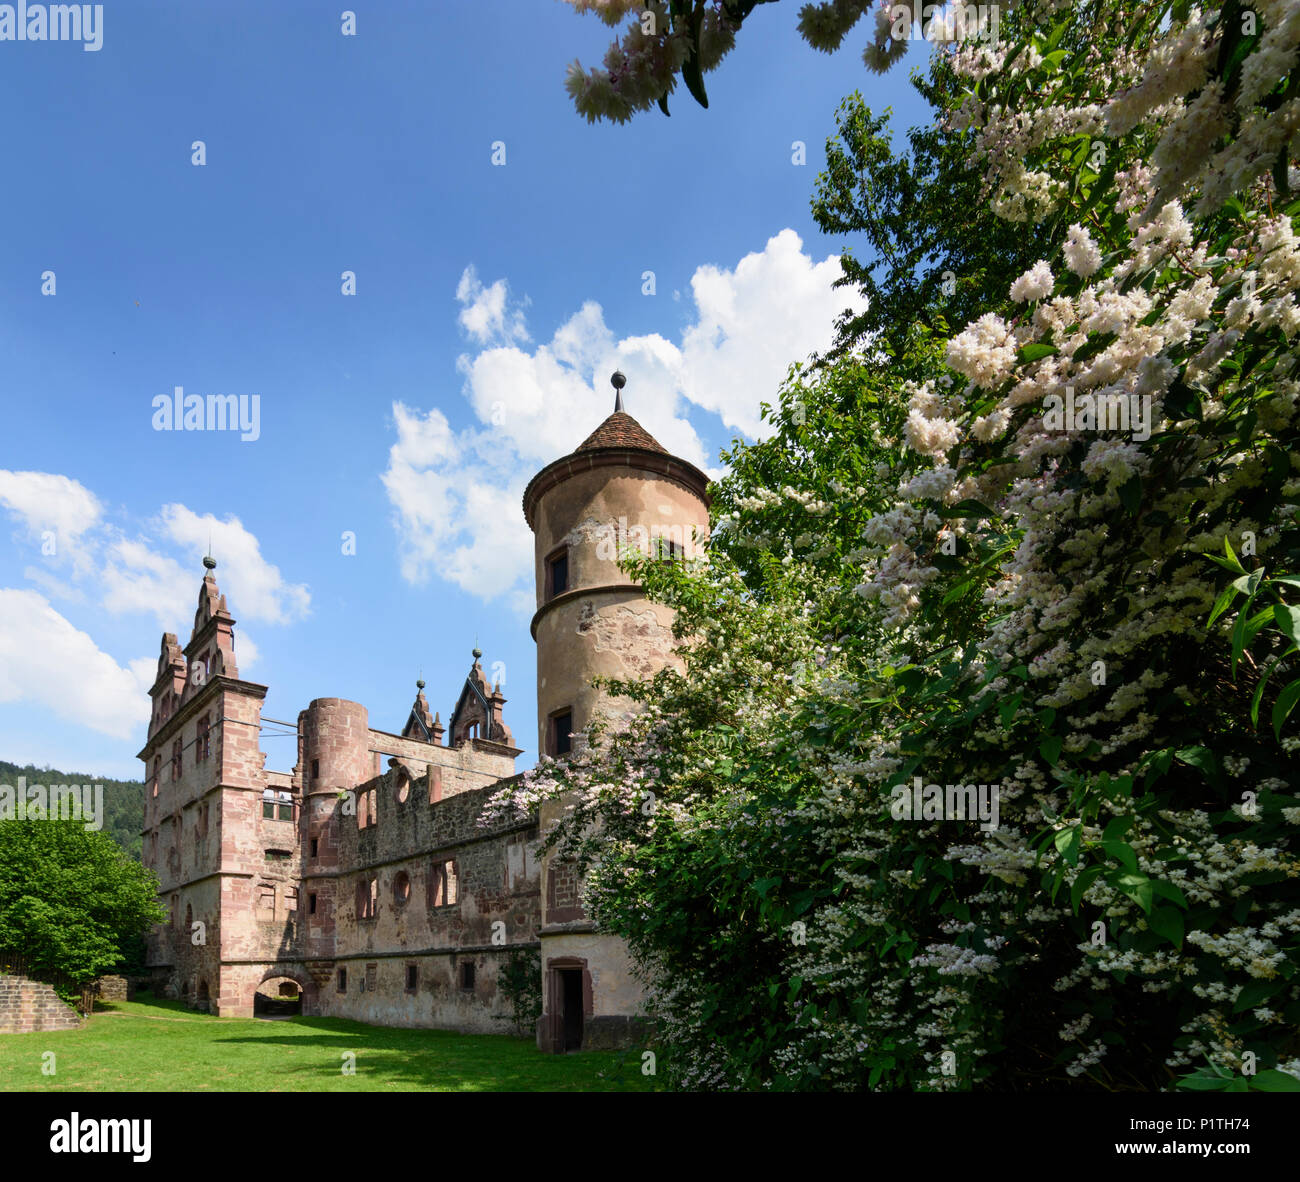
{"left": 522, "top": 373, "right": 710, "bottom": 1053}
{"left": 522, "top": 374, "right": 710, "bottom": 757}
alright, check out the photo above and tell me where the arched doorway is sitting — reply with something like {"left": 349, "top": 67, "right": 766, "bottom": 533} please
{"left": 253, "top": 971, "right": 314, "bottom": 1019}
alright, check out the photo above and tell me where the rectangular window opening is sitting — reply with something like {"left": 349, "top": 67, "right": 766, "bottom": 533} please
{"left": 552, "top": 710, "right": 573, "bottom": 757}
{"left": 433, "top": 860, "right": 459, "bottom": 907}
{"left": 548, "top": 549, "right": 569, "bottom": 598}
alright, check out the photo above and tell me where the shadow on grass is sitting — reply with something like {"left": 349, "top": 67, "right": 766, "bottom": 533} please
{"left": 212, "top": 1019, "right": 654, "bottom": 1091}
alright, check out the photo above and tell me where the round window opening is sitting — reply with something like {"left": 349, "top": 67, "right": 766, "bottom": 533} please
{"left": 394, "top": 871, "right": 411, "bottom": 906}
{"left": 395, "top": 770, "right": 410, "bottom": 804}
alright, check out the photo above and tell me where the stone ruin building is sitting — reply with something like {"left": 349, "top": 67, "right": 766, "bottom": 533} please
{"left": 139, "top": 385, "right": 710, "bottom": 1051}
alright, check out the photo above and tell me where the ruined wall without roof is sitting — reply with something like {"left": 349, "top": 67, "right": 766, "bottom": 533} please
{"left": 321, "top": 771, "right": 542, "bottom": 1031}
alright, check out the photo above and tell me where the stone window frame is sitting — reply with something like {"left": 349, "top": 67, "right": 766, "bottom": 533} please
{"left": 431, "top": 859, "right": 459, "bottom": 908}
{"left": 459, "top": 960, "right": 475, "bottom": 991}
{"left": 355, "top": 876, "right": 379, "bottom": 922}
{"left": 336, "top": 967, "right": 347, "bottom": 993}
{"left": 196, "top": 714, "right": 211, "bottom": 763}
{"left": 393, "top": 870, "right": 412, "bottom": 907}
{"left": 171, "top": 738, "right": 182, "bottom": 781}
{"left": 357, "top": 787, "right": 378, "bottom": 830}
{"left": 308, "top": 892, "right": 318, "bottom": 915}
{"left": 404, "top": 963, "right": 418, "bottom": 994}
{"left": 262, "top": 788, "right": 294, "bottom": 822}
{"left": 546, "top": 545, "right": 569, "bottom": 599}
{"left": 256, "top": 883, "right": 276, "bottom": 919}
{"left": 549, "top": 707, "right": 574, "bottom": 758}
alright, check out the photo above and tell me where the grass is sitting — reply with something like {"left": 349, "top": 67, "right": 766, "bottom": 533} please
{"left": 0, "top": 996, "right": 656, "bottom": 1092}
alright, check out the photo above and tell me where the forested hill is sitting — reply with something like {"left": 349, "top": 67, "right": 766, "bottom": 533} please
{"left": 0, "top": 760, "right": 145, "bottom": 860}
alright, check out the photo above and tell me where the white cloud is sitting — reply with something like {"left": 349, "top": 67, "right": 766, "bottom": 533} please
{"left": 22, "top": 565, "right": 86, "bottom": 604}
{"left": 0, "top": 589, "right": 153, "bottom": 739}
{"left": 155, "top": 505, "right": 310, "bottom": 625}
{"left": 0, "top": 470, "right": 102, "bottom": 540}
{"left": 1, "top": 468, "right": 308, "bottom": 634}
{"left": 0, "top": 470, "right": 103, "bottom": 575}
{"left": 678, "top": 228, "right": 862, "bottom": 438}
{"left": 386, "top": 229, "right": 866, "bottom": 603}
{"left": 96, "top": 508, "right": 309, "bottom": 630}
{"left": 456, "top": 265, "right": 530, "bottom": 346}
{"left": 382, "top": 405, "right": 535, "bottom": 598}
{"left": 101, "top": 536, "right": 193, "bottom": 625}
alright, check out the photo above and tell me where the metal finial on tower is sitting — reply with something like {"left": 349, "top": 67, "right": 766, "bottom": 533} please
{"left": 611, "top": 370, "right": 626, "bottom": 413}
{"left": 416, "top": 678, "right": 425, "bottom": 690}
{"left": 202, "top": 554, "right": 217, "bottom": 571}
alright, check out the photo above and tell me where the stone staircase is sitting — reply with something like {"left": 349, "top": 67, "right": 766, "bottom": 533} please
{"left": 0, "top": 973, "right": 83, "bottom": 1033}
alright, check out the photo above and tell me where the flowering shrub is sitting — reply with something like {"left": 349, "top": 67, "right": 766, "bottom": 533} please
{"left": 508, "top": 0, "right": 1300, "bottom": 1089}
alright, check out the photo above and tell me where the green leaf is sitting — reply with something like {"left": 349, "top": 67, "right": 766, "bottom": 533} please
{"left": 1113, "top": 871, "right": 1154, "bottom": 913}
{"left": 1150, "top": 879, "right": 1188, "bottom": 909}
{"left": 1101, "top": 840, "right": 1138, "bottom": 873}
{"left": 1274, "top": 603, "right": 1300, "bottom": 643}
{"left": 1251, "top": 656, "right": 1282, "bottom": 726}
{"left": 1017, "top": 342, "right": 1058, "bottom": 362}
{"left": 1272, "top": 677, "right": 1300, "bottom": 739}
{"left": 1101, "top": 816, "right": 1134, "bottom": 842}
{"left": 1054, "top": 826, "right": 1081, "bottom": 865}
{"left": 1118, "top": 474, "right": 1142, "bottom": 515}
{"left": 941, "top": 499, "right": 997, "bottom": 519}
{"left": 1233, "top": 979, "right": 1283, "bottom": 1013}
{"left": 1147, "top": 906, "right": 1184, "bottom": 948}
{"left": 1039, "top": 735, "right": 1063, "bottom": 765}
{"left": 1070, "top": 864, "right": 1104, "bottom": 912}
{"left": 1221, "top": 536, "right": 1247, "bottom": 575}
{"left": 1250, "top": 1070, "right": 1300, "bottom": 1092}
{"left": 1207, "top": 583, "right": 1240, "bottom": 628}
{"left": 1175, "top": 747, "right": 1219, "bottom": 783}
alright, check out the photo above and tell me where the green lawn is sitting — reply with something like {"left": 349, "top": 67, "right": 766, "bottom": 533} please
{"left": 0, "top": 996, "right": 656, "bottom": 1091}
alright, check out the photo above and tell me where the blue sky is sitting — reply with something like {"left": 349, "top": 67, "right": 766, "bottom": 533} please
{"left": 0, "top": 1, "right": 930, "bottom": 779}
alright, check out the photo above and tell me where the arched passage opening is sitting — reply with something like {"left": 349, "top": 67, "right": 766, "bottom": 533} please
{"left": 252, "top": 971, "right": 316, "bottom": 1019}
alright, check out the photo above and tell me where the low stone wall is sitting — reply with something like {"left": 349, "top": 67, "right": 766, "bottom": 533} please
{"left": 0, "top": 974, "right": 83, "bottom": 1033}
{"left": 94, "top": 975, "right": 130, "bottom": 1002}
